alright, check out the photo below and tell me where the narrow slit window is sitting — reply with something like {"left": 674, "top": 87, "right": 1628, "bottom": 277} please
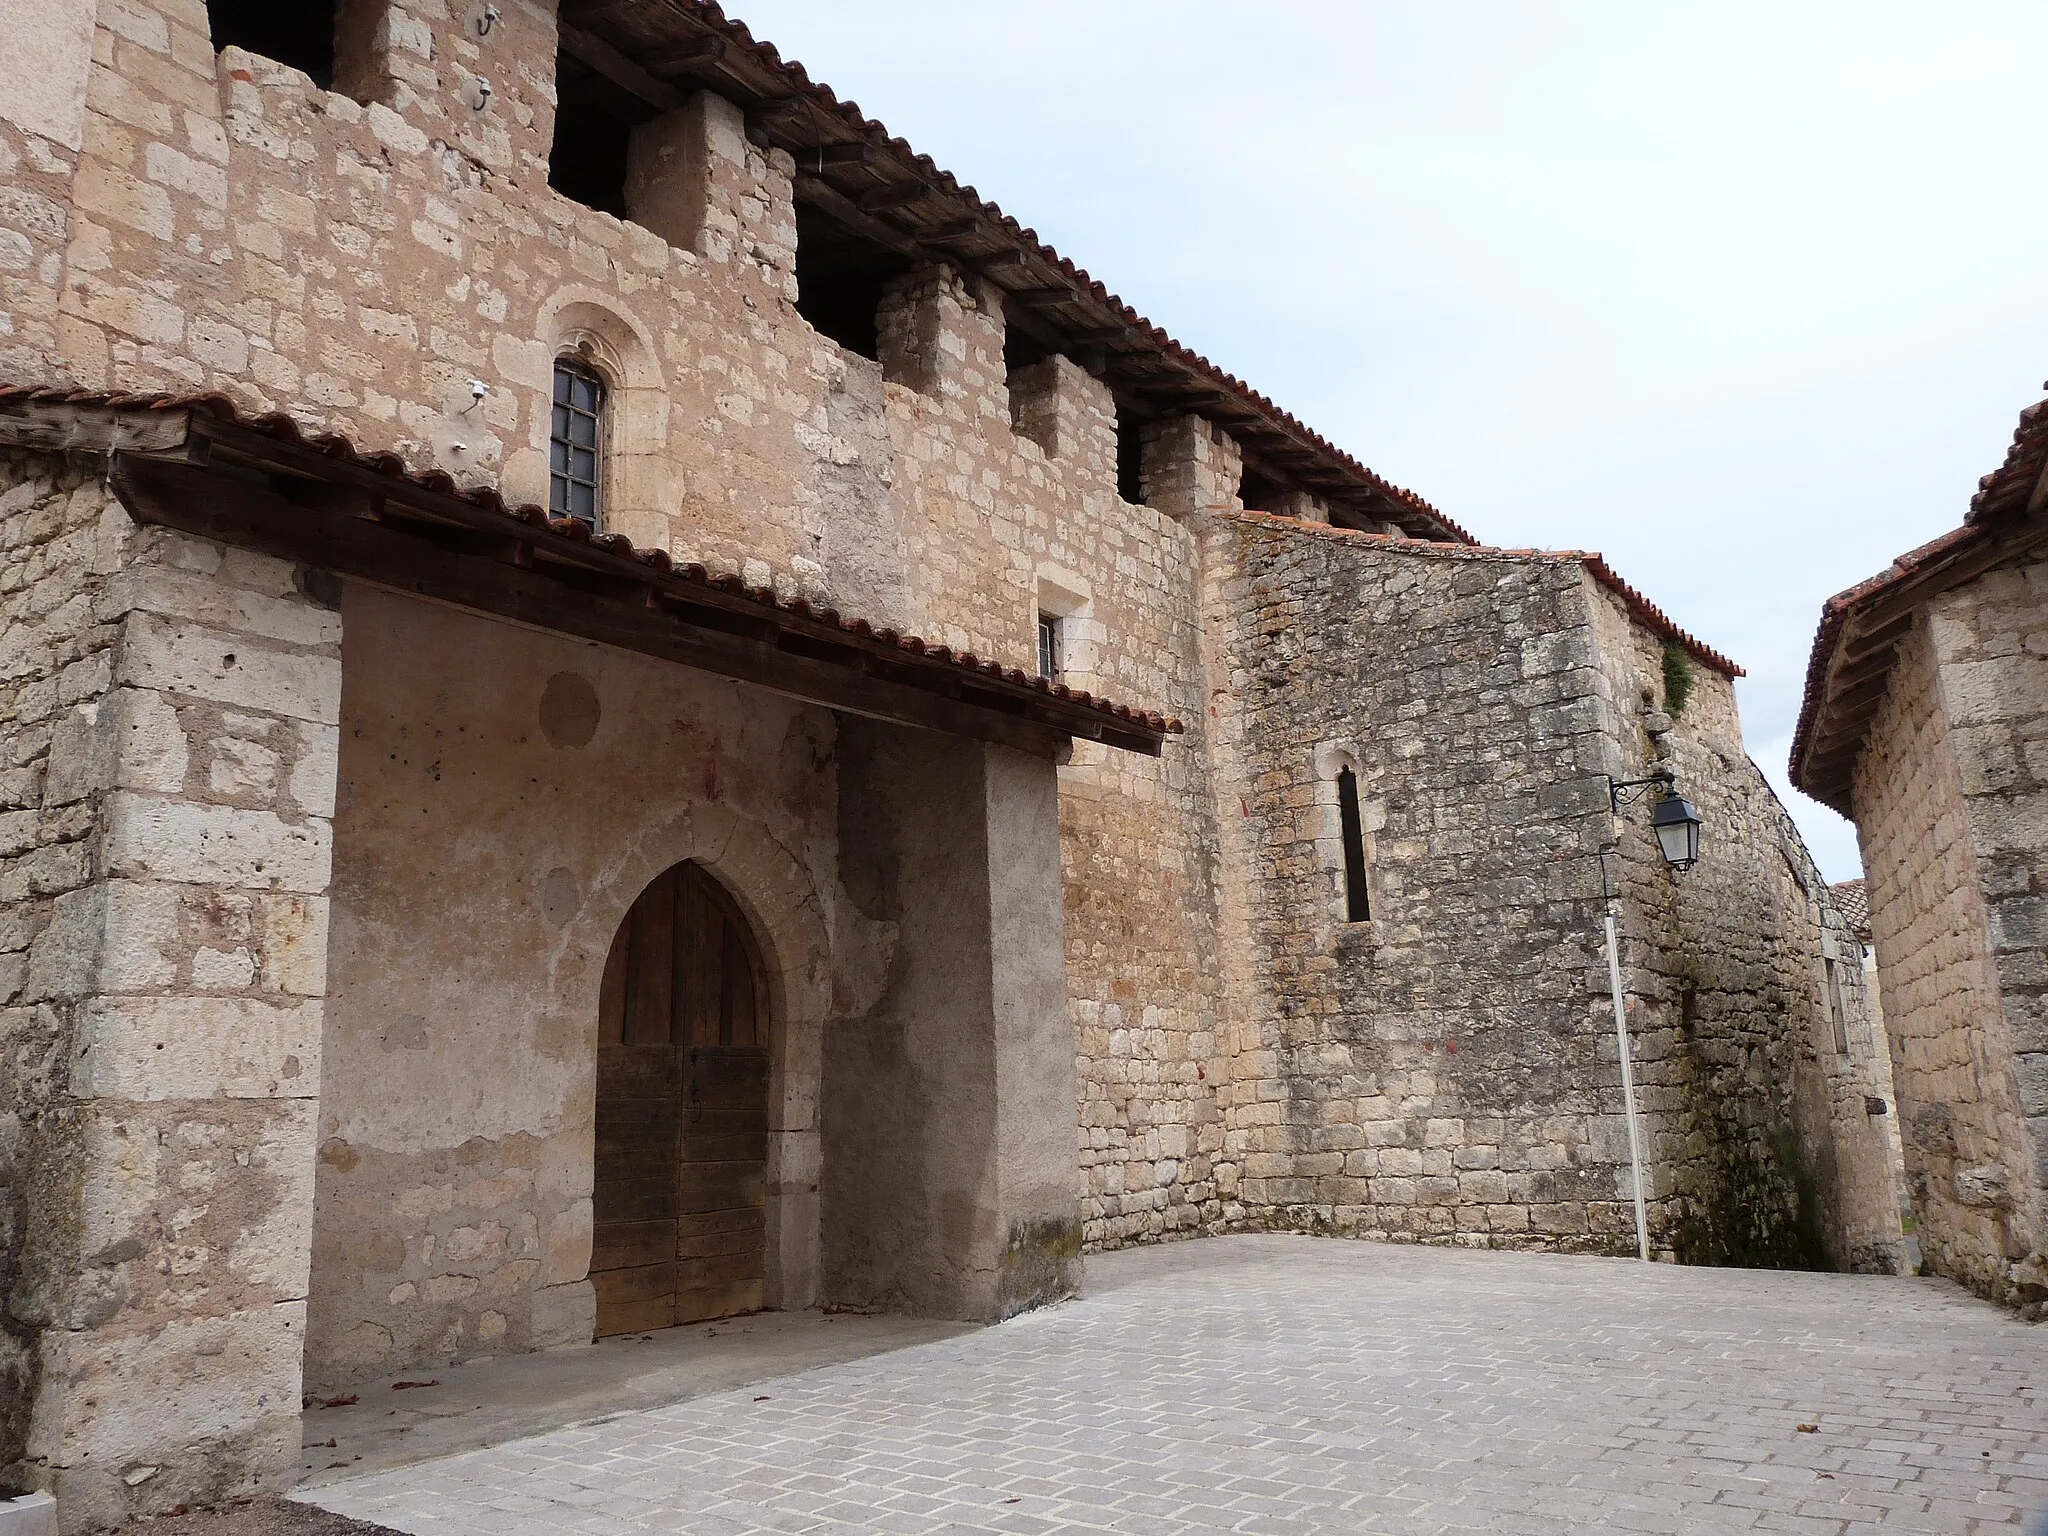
{"left": 550, "top": 361, "right": 606, "bottom": 528}
{"left": 1337, "top": 765, "right": 1370, "bottom": 923}
{"left": 1037, "top": 613, "right": 1062, "bottom": 680}
{"left": 1825, "top": 959, "right": 1848, "bottom": 1054}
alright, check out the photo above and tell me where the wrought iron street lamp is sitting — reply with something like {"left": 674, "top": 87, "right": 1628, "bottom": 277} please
{"left": 1609, "top": 767, "right": 1704, "bottom": 871}
{"left": 1600, "top": 765, "right": 1706, "bottom": 1261}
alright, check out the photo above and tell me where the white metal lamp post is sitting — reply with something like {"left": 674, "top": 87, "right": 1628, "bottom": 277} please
{"left": 1602, "top": 766, "right": 1704, "bottom": 1261}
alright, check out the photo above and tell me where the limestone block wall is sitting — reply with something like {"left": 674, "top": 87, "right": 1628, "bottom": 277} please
{"left": 1585, "top": 584, "right": 1903, "bottom": 1275}
{"left": 2, "top": 461, "right": 342, "bottom": 1521}
{"left": 1857, "top": 567, "right": 2048, "bottom": 1310}
{"left": 1195, "top": 511, "right": 1899, "bottom": 1265}
{"left": 0, "top": 108, "right": 77, "bottom": 390}
{"left": 309, "top": 583, "right": 845, "bottom": 1389}
{"left": 1198, "top": 514, "right": 1638, "bottom": 1250}
{"left": 0, "top": 452, "right": 129, "bottom": 1483}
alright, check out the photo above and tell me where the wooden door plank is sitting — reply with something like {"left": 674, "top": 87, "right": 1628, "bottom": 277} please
{"left": 677, "top": 1248, "right": 766, "bottom": 1289}
{"left": 598, "top": 927, "right": 628, "bottom": 1044}
{"left": 592, "top": 1219, "right": 677, "bottom": 1270}
{"left": 673, "top": 1278, "right": 763, "bottom": 1325}
{"left": 677, "top": 1162, "right": 766, "bottom": 1212}
{"left": 675, "top": 1208, "right": 764, "bottom": 1240}
{"left": 628, "top": 870, "right": 676, "bottom": 1045}
{"left": 676, "top": 1224, "right": 763, "bottom": 1260}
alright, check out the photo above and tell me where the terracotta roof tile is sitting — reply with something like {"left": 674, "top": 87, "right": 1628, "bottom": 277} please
{"left": 1830, "top": 877, "right": 1869, "bottom": 938}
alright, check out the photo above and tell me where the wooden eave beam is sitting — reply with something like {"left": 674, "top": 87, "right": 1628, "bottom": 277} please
{"left": 104, "top": 450, "right": 1167, "bottom": 756}
{"left": 0, "top": 399, "right": 193, "bottom": 454}
{"left": 1838, "top": 612, "right": 1913, "bottom": 665}
{"left": 557, "top": 23, "right": 685, "bottom": 113}
{"left": 856, "top": 182, "right": 929, "bottom": 213}
{"left": 644, "top": 35, "right": 726, "bottom": 72}
{"left": 790, "top": 174, "right": 923, "bottom": 259}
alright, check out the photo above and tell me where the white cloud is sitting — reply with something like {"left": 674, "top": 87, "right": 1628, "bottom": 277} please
{"left": 745, "top": 0, "right": 2048, "bottom": 880}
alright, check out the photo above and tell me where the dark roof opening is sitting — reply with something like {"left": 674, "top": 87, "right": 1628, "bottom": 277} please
{"left": 1238, "top": 466, "right": 1285, "bottom": 513}
{"left": 206, "top": 0, "right": 335, "bottom": 89}
{"left": 548, "top": 52, "right": 656, "bottom": 218}
{"left": 1003, "top": 321, "right": 1053, "bottom": 378}
{"left": 794, "top": 201, "right": 911, "bottom": 362}
{"left": 1116, "top": 402, "right": 1150, "bottom": 506}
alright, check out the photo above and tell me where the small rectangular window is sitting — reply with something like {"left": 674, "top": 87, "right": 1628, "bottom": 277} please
{"left": 550, "top": 362, "right": 605, "bottom": 528}
{"left": 1337, "top": 765, "right": 1370, "bottom": 923}
{"left": 1825, "top": 959, "right": 1848, "bottom": 1054}
{"left": 1037, "top": 613, "right": 1062, "bottom": 680}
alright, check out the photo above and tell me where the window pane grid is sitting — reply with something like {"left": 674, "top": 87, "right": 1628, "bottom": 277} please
{"left": 549, "top": 361, "right": 605, "bottom": 528}
{"left": 1037, "top": 614, "right": 1061, "bottom": 680}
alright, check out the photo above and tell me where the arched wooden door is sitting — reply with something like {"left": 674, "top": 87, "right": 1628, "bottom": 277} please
{"left": 592, "top": 862, "right": 769, "bottom": 1336}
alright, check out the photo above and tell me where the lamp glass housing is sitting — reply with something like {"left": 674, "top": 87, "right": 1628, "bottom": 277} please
{"left": 1651, "top": 794, "right": 1702, "bottom": 870}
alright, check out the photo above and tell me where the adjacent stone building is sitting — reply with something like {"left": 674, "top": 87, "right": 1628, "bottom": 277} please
{"left": 1793, "top": 392, "right": 2048, "bottom": 1314}
{"left": 0, "top": 0, "right": 1901, "bottom": 1522}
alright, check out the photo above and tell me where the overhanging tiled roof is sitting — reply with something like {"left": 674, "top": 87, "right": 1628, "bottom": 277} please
{"left": 1830, "top": 878, "right": 1869, "bottom": 940}
{"left": 557, "top": 0, "right": 1473, "bottom": 545}
{"left": 0, "top": 386, "right": 1182, "bottom": 756}
{"left": 1790, "top": 389, "right": 2048, "bottom": 814}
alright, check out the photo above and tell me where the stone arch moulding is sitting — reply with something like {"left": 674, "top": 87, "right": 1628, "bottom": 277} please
{"left": 1313, "top": 740, "right": 1383, "bottom": 933}
{"left": 519, "top": 289, "right": 672, "bottom": 549}
{"left": 553, "top": 802, "right": 831, "bottom": 1319}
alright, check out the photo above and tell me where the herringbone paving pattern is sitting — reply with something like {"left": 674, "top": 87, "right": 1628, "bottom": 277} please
{"left": 303, "top": 1235, "right": 2048, "bottom": 1534}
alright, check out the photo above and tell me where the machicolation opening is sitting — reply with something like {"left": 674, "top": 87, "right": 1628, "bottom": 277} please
{"left": 1116, "top": 403, "right": 1150, "bottom": 505}
{"left": 548, "top": 49, "right": 651, "bottom": 217}
{"left": 793, "top": 201, "right": 908, "bottom": 361}
{"left": 1238, "top": 465, "right": 1284, "bottom": 514}
{"left": 205, "top": 0, "right": 337, "bottom": 89}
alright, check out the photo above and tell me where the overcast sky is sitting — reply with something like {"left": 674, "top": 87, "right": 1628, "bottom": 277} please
{"left": 744, "top": 1, "right": 2048, "bottom": 881}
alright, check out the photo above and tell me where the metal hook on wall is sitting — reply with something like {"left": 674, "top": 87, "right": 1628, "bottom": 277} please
{"left": 477, "top": 4, "right": 500, "bottom": 37}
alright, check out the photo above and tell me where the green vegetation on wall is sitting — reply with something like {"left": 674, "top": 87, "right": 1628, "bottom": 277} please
{"left": 1662, "top": 639, "right": 1695, "bottom": 718}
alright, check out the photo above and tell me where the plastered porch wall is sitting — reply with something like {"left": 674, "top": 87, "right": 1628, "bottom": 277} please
{"left": 823, "top": 719, "right": 1081, "bottom": 1321}
{"left": 309, "top": 583, "right": 842, "bottom": 1390}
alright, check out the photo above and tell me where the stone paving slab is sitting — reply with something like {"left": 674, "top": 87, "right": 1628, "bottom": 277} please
{"left": 295, "top": 1310, "right": 974, "bottom": 1486}
{"left": 301, "top": 1235, "right": 2048, "bottom": 1534}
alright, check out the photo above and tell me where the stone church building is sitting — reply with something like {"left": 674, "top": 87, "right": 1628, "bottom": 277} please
{"left": 0, "top": 0, "right": 1902, "bottom": 1522}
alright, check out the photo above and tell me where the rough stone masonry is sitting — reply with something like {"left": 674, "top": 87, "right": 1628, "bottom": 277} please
{"left": 0, "top": 0, "right": 1902, "bottom": 1524}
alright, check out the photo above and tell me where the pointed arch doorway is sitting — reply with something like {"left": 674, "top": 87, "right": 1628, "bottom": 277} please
{"left": 592, "top": 861, "right": 770, "bottom": 1336}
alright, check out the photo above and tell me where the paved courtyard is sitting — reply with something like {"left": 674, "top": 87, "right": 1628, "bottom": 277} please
{"left": 303, "top": 1235, "right": 2048, "bottom": 1535}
